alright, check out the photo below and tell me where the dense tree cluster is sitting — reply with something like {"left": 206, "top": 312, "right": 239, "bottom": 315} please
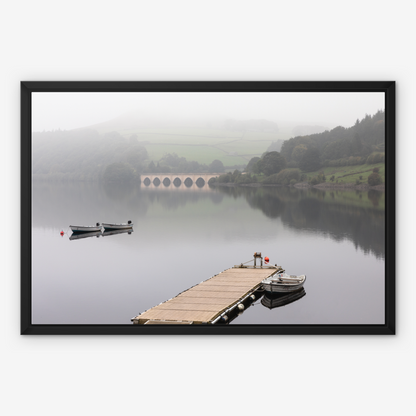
{"left": 262, "top": 168, "right": 301, "bottom": 185}
{"left": 210, "top": 151, "right": 286, "bottom": 185}
{"left": 209, "top": 170, "right": 258, "bottom": 185}
{"left": 103, "top": 162, "right": 136, "bottom": 182}
{"left": 279, "top": 111, "right": 385, "bottom": 170}
{"left": 143, "top": 154, "right": 225, "bottom": 174}
{"left": 368, "top": 168, "right": 382, "bottom": 186}
{"left": 245, "top": 151, "right": 286, "bottom": 176}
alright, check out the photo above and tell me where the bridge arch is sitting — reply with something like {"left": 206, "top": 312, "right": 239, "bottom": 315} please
{"left": 141, "top": 173, "right": 221, "bottom": 191}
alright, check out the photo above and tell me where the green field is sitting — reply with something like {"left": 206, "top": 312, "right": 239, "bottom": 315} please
{"left": 144, "top": 144, "right": 249, "bottom": 165}
{"left": 305, "top": 163, "right": 385, "bottom": 185}
{"left": 90, "top": 118, "right": 319, "bottom": 167}
{"left": 114, "top": 128, "right": 279, "bottom": 166}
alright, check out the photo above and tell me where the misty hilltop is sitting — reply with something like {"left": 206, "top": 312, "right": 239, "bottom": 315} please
{"left": 32, "top": 109, "right": 384, "bottom": 184}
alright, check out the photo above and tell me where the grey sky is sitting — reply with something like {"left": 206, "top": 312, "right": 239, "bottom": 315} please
{"left": 32, "top": 92, "right": 384, "bottom": 132}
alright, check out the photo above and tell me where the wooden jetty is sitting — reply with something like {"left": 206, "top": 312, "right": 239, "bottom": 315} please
{"left": 132, "top": 254, "right": 281, "bottom": 325}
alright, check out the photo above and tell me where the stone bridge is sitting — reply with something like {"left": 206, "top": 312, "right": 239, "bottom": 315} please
{"left": 141, "top": 173, "right": 221, "bottom": 191}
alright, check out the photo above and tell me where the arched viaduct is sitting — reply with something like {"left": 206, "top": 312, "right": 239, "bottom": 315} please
{"left": 141, "top": 173, "right": 221, "bottom": 191}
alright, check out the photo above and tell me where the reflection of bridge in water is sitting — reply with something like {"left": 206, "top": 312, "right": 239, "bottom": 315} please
{"left": 141, "top": 173, "right": 221, "bottom": 191}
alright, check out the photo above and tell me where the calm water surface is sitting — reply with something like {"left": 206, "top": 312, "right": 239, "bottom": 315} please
{"left": 32, "top": 181, "right": 385, "bottom": 325}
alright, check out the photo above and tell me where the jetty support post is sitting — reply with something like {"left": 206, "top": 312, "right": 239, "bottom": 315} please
{"left": 253, "top": 252, "right": 263, "bottom": 268}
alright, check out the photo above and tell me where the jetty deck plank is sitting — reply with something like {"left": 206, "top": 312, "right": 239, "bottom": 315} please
{"left": 150, "top": 303, "right": 226, "bottom": 312}
{"left": 132, "top": 267, "right": 278, "bottom": 325}
{"left": 176, "top": 290, "right": 247, "bottom": 299}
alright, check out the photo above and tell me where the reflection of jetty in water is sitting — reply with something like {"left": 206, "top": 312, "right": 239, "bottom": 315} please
{"left": 261, "top": 288, "right": 306, "bottom": 309}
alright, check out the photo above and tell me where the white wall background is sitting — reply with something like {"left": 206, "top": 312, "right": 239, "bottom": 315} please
{"left": 1, "top": 1, "right": 414, "bottom": 415}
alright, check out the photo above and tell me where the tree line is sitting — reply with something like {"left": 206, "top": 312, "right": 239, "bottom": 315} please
{"left": 277, "top": 110, "right": 385, "bottom": 170}
{"left": 33, "top": 110, "right": 385, "bottom": 185}
{"left": 210, "top": 111, "right": 385, "bottom": 187}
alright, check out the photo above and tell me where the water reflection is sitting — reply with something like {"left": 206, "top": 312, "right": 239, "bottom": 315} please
{"left": 213, "top": 185, "right": 385, "bottom": 259}
{"left": 69, "top": 230, "right": 102, "bottom": 241}
{"left": 102, "top": 229, "right": 133, "bottom": 237}
{"left": 32, "top": 180, "right": 385, "bottom": 325}
{"left": 261, "top": 288, "right": 306, "bottom": 309}
{"left": 33, "top": 181, "right": 385, "bottom": 259}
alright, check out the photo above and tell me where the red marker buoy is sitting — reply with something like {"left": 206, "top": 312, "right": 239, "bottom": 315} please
{"left": 60, "top": 231, "right": 64, "bottom": 236}
{"left": 265, "top": 256, "right": 269, "bottom": 263}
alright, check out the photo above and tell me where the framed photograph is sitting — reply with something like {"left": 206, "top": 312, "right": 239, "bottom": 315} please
{"left": 21, "top": 81, "right": 395, "bottom": 335}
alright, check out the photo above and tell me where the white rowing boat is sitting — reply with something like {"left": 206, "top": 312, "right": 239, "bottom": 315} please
{"left": 102, "top": 221, "right": 133, "bottom": 231}
{"left": 262, "top": 272, "right": 306, "bottom": 293}
{"left": 70, "top": 223, "right": 102, "bottom": 233}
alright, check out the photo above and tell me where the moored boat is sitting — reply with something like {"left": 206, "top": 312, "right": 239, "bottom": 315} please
{"left": 70, "top": 223, "right": 102, "bottom": 233}
{"left": 102, "top": 220, "right": 133, "bottom": 231}
{"left": 262, "top": 272, "right": 306, "bottom": 293}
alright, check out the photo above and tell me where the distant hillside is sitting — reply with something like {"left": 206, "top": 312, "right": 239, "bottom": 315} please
{"left": 71, "top": 115, "right": 286, "bottom": 167}
{"left": 32, "top": 112, "right": 385, "bottom": 183}
{"left": 32, "top": 128, "right": 245, "bottom": 182}
{"left": 279, "top": 110, "right": 385, "bottom": 170}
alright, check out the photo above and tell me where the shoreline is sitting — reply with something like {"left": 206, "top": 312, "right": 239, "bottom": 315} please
{"left": 209, "top": 182, "right": 385, "bottom": 191}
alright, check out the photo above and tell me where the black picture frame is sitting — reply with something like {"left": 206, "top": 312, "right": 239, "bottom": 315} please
{"left": 21, "top": 81, "right": 395, "bottom": 335}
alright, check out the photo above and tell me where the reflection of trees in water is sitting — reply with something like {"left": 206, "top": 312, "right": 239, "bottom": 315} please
{"left": 34, "top": 180, "right": 385, "bottom": 260}
{"left": 33, "top": 181, "right": 150, "bottom": 228}
{"left": 291, "top": 191, "right": 385, "bottom": 259}
{"left": 245, "top": 189, "right": 286, "bottom": 218}
{"left": 210, "top": 192, "right": 224, "bottom": 205}
{"left": 103, "top": 182, "right": 224, "bottom": 212}
{"left": 103, "top": 181, "right": 139, "bottom": 201}
{"left": 139, "top": 188, "right": 225, "bottom": 211}
{"left": 214, "top": 185, "right": 385, "bottom": 259}
{"left": 101, "top": 181, "right": 150, "bottom": 217}
{"left": 289, "top": 197, "right": 385, "bottom": 258}
{"left": 368, "top": 190, "right": 382, "bottom": 207}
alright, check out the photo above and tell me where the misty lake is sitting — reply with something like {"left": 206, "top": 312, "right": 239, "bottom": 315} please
{"left": 32, "top": 181, "right": 385, "bottom": 325}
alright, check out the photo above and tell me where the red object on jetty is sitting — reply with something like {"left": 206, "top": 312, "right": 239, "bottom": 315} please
{"left": 264, "top": 256, "right": 269, "bottom": 263}
{"left": 60, "top": 231, "right": 64, "bottom": 236}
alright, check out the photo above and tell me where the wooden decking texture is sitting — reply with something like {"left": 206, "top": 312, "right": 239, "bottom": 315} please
{"left": 132, "top": 267, "right": 277, "bottom": 325}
